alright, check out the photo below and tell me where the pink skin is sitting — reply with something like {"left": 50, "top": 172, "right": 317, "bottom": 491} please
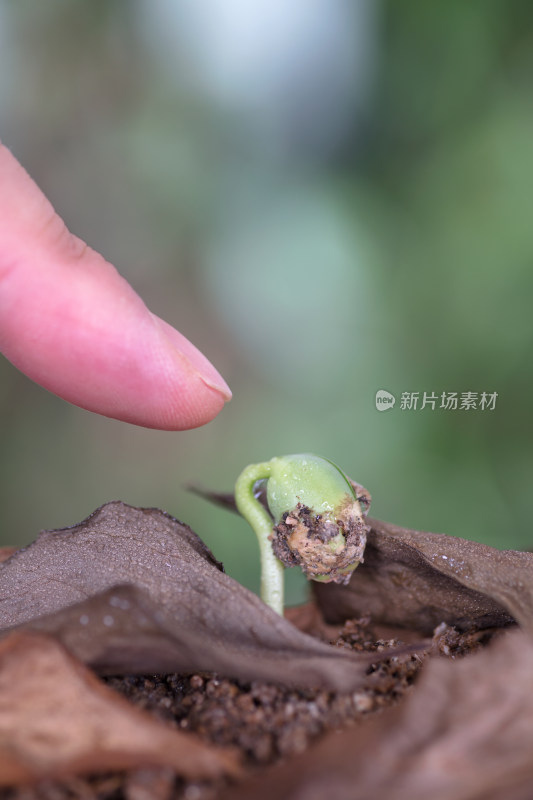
{"left": 0, "top": 143, "right": 231, "bottom": 430}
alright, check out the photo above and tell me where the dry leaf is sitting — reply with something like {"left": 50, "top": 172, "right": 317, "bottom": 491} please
{"left": 220, "top": 628, "right": 533, "bottom": 800}
{"left": 0, "top": 502, "right": 401, "bottom": 691}
{"left": 0, "top": 631, "right": 239, "bottom": 786}
{"left": 9, "top": 582, "right": 392, "bottom": 690}
{"left": 313, "top": 517, "right": 533, "bottom": 634}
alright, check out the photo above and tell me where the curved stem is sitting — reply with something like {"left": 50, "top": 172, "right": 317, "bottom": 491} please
{"left": 235, "top": 461, "right": 285, "bottom": 615}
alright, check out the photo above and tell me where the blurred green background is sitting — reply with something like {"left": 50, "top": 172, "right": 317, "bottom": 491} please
{"left": 1, "top": 0, "right": 531, "bottom": 606}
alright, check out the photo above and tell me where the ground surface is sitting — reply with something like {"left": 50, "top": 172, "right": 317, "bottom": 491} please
{"left": 0, "top": 614, "right": 492, "bottom": 800}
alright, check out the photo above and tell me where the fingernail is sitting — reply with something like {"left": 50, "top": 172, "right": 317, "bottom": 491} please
{"left": 153, "top": 314, "right": 232, "bottom": 401}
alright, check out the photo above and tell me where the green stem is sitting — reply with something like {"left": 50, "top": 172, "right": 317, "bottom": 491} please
{"left": 235, "top": 461, "right": 285, "bottom": 615}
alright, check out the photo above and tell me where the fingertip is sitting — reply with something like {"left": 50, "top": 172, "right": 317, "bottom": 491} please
{"left": 0, "top": 144, "right": 232, "bottom": 430}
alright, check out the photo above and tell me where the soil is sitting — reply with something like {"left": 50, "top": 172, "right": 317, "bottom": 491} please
{"left": 0, "top": 614, "right": 494, "bottom": 800}
{"left": 271, "top": 503, "right": 367, "bottom": 583}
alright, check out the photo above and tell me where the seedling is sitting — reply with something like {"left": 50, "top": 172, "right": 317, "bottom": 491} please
{"left": 235, "top": 454, "right": 370, "bottom": 615}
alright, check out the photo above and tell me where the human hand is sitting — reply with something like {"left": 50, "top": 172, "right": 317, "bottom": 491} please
{"left": 0, "top": 143, "right": 231, "bottom": 430}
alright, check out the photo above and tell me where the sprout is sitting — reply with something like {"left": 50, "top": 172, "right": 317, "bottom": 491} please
{"left": 234, "top": 454, "right": 370, "bottom": 615}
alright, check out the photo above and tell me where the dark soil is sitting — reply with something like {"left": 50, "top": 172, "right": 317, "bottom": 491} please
{"left": 0, "top": 616, "right": 494, "bottom": 800}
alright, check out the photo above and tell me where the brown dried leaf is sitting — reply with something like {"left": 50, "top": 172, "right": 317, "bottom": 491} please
{"left": 9, "top": 582, "right": 388, "bottom": 690}
{"left": 221, "top": 628, "right": 533, "bottom": 800}
{"left": 0, "top": 631, "right": 239, "bottom": 786}
{"left": 313, "top": 516, "right": 533, "bottom": 634}
{"left": 0, "top": 502, "right": 394, "bottom": 691}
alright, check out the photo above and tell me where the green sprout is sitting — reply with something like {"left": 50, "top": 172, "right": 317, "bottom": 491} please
{"left": 234, "top": 454, "right": 370, "bottom": 615}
